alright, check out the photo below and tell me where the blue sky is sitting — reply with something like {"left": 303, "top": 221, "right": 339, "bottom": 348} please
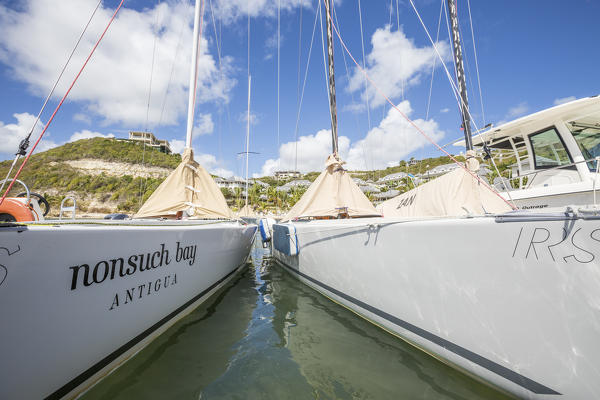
{"left": 0, "top": 0, "right": 598, "bottom": 178}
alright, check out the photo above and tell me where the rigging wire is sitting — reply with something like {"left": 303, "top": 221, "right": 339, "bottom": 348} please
{"left": 1, "top": 0, "right": 127, "bottom": 206}
{"left": 158, "top": 5, "right": 186, "bottom": 127}
{"left": 295, "top": 0, "right": 304, "bottom": 171}
{"left": 139, "top": 2, "right": 162, "bottom": 208}
{"left": 357, "top": 0, "right": 371, "bottom": 130}
{"left": 318, "top": 0, "right": 331, "bottom": 136}
{"left": 0, "top": 0, "right": 103, "bottom": 196}
{"left": 408, "top": 0, "right": 481, "bottom": 134}
{"left": 331, "top": 1, "right": 371, "bottom": 172}
{"left": 425, "top": 0, "right": 444, "bottom": 120}
{"left": 277, "top": 0, "right": 281, "bottom": 164}
{"left": 467, "top": 0, "right": 485, "bottom": 126}
{"left": 245, "top": 0, "right": 250, "bottom": 208}
{"left": 291, "top": 1, "right": 321, "bottom": 172}
{"left": 208, "top": 0, "right": 231, "bottom": 162}
{"left": 322, "top": 5, "right": 516, "bottom": 210}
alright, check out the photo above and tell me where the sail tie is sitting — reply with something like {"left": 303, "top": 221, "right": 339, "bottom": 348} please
{"left": 185, "top": 185, "right": 202, "bottom": 193}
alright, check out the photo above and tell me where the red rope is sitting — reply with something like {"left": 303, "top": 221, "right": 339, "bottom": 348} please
{"left": 324, "top": 5, "right": 516, "bottom": 210}
{"left": 0, "top": 0, "right": 126, "bottom": 206}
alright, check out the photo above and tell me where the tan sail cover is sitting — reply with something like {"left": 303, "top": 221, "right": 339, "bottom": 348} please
{"left": 134, "top": 148, "right": 233, "bottom": 219}
{"left": 237, "top": 204, "right": 256, "bottom": 218}
{"left": 282, "top": 154, "right": 380, "bottom": 221}
{"left": 377, "top": 152, "right": 511, "bottom": 218}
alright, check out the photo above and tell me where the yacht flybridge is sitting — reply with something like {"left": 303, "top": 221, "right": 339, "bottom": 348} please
{"left": 458, "top": 96, "right": 600, "bottom": 209}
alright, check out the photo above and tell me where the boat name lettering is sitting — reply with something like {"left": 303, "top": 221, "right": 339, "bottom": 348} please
{"left": 109, "top": 273, "right": 178, "bottom": 311}
{"left": 512, "top": 226, "right": 600, "bottom": 263}
{"left": 395, "top": 194, "right": 416, "bottom": 209}
{"left": 69, "top": 242, "right": 197, "bottom": 291}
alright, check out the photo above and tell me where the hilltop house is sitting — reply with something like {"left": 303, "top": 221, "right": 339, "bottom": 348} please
{"left": 127, "top": 131, "right": 172, "bottom": 154}
{"left": 274, "top": 170, "right": 301, "bottom": 179}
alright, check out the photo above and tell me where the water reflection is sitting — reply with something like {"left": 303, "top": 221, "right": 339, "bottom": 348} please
{"left": 83, "top": 243, "right": 510, "bottom": 399}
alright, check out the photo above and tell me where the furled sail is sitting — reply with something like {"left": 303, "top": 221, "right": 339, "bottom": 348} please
{"left": 134, "top": 148, "right": 233, "bottom": 219}
{"left": 377, "top": 152, "right": 511, "bottom": 218}
{"left": 282, "top": 154, "right": 380, "bottom": 221}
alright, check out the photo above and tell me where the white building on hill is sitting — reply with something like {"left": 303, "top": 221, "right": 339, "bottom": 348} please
{"left": 127, "top": 131, "right": 172, "bottom": 154}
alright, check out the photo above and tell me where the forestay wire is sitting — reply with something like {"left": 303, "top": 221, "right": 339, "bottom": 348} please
{"left": 0, "top": 0, "right": 127, "bottom": 206}
{"left": 0, "top": 0, "right": 103, "bottom": 196}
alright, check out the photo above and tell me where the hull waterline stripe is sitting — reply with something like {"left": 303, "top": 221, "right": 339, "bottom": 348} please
{"left": 46, "top": 264, "right": 247, "bottom": 400}
{"left": 277, "top": 259, "right": 560, "bottom": 395}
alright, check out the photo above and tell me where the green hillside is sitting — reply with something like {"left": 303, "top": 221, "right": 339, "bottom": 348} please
{"left": 0, "top": 138, "right": 181, "bottom": 215}
{"left": 0, "top": 137, "right": 512, "bottom": 217}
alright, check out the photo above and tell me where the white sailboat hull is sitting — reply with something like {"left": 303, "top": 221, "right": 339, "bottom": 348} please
{"left": 0, "top": 220, "right": 256, "bottom": 399}
{"left": 272, "top": 214, "right": 600, "bottom": 399}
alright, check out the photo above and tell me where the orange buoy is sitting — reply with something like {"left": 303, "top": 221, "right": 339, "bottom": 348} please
{"left": 0, "top": 198, "right": 36, "bottom": 222}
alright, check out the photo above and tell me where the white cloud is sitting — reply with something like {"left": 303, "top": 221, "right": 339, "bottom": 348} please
{"left": 507, "top": 102, "right": 529, "bottom": 118}
{"left": 194, "top": 152, "right": 233, "bottom": 177}
{"left": 346, "top": 101, "right": 445, "bottom": 170}
{"left": 258, "top": 129, "right": 351, "bottom": 176}
{"left": 169, "top": 139, "right": 186, "bottom": 154}
{"left": 554, "top": 96, "right": 576, "bottom": 106}
{"left": 73, "top": 113, "right": 92, "bottom": 124}
{"left": 440, "top": 108, "right": 450, "bottom": 113}
{"left": 69, "top": 130, "right": 114, "bottom": 142}
{"left": 257, "top": 100, "right": 445, "bottom": 175}
{"left": 165, "top": 141, "right": 233, "bottom": 177}
{"left": 348, "top": 26, "right": 450, "bottom": 108}
{"left": 192, "top": 113, "right": 214, "bottom": 136}
{"left": 0, "top": 113, "right": 59, "bottom": 157}
{"left": 0, "top": 1, "right": 235, "bottom": 127}
{"left": 211, "top": 0, "right": 311, "bottom": 23}
{"left": 239, "top": 111, "right": 259, "bottom": 126}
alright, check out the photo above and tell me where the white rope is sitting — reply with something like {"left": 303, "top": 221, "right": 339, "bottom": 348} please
{"left": 185, "top": 185, "right": 202, "bottom": 193}
{"left": 185, "top": 164, "right": 198, "bottom": 172}
{"left": 185, "top": 201, "right": 204, "bottom": 208}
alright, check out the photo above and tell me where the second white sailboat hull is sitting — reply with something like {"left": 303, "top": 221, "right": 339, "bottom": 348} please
{"left": 273, "top": 214, "right": 600, "bottom": 399}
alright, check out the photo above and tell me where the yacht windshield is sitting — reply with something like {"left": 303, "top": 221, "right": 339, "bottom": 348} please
{"left": 567, "top": 112, "right": 600, "bottom": 171}
{"left": 529, "top": 127, "right": 572, "bottom": 169}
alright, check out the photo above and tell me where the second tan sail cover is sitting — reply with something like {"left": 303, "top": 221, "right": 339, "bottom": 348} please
{"left": 134, "top": 148, "right": 233, "bottom": 219}
{"left": 282, "top": 154, "right": 380, "bottom": 221}
{"left": 377, "top": 153, "right": 512, "bottom": 218}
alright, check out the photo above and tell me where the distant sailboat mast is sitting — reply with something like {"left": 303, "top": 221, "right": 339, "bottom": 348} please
{"left": 323, "top": 0, "right": 339, "bottom": 155}
{"left": 447, "top": 0, "right": 473, "bottom": 151}
{"left": 245, "top": 76, "right": 251, "bottom": 208}
{"left": 185, "top": 0, "right": 204, "bottom": 149}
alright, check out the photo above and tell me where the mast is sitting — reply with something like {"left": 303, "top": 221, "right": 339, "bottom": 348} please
{"left": 185, "top": 0, "right": 203, "bottom": 149}
{"left": 245, "top": 75, "right": 251, "bottom": 208}
{"left": 447, "top": 0, "right": 473, "bottom": 151}
{"left": 323, "top": 0, "right": 339, "bottom": 155}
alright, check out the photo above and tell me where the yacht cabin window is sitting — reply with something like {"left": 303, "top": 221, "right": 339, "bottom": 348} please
{"left": 566, "top": 113, "right": 600, "bottom": 171}
{"left": 529, "top": 127, "right": 573, "bottom": 169}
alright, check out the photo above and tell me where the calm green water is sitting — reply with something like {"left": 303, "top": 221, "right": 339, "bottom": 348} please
{"left": 82, "top": 242, "right": 509, "bottom": 400}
